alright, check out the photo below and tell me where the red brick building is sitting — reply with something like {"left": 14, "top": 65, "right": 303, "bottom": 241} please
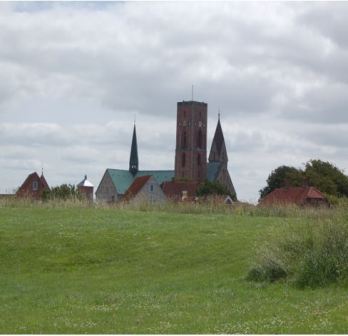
{"left": 16, "top": 172, "right": 49, "bottom": 200}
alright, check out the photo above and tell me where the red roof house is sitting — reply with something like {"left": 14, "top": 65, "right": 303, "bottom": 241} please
{"left": 16, "top": 172, "right": 50, "bottom": 200}
{"left": 259, "top": 186, "right": 330, "bottom": 207}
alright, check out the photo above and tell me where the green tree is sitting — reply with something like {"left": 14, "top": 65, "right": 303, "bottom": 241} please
{"left": 305, "top": 160, "right": 348, "bottom": 197}
{"left": 259, "top": 165, "right": 305, "bottom": 198}
{"left": 42, "top": 184, "right": 82, "bottom": 201}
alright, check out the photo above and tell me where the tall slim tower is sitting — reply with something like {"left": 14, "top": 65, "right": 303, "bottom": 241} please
{"left": 174, "top": 101, "right": 207, "bottom": 182}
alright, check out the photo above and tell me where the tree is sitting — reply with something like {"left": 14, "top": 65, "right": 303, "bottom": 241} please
{"left": 42, "top": 184, "right": 82, "bottom": 201}
{"left": 259, "top": 165, "right": 305, "bottom": 198}
{"left": 305, "top": 160, "right": 348, "bottom": 197}
{"left": 196, "top": 180, "right": 237, "bottom": 201}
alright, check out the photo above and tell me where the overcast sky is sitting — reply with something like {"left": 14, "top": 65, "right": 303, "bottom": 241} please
{"left": 1, "top": 1, "right": 348, "bottom": 202}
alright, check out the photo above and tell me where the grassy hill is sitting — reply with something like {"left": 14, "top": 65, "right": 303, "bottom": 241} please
{"left": 1, "top": 205, "right": 348, "bottom": 333}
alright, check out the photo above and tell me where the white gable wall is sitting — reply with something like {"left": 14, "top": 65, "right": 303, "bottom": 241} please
{"left": 95, "top": 171, "right": 118, "bottom": 202}
{"left": 131, "top": 176, "right": 167, "bottom": 205}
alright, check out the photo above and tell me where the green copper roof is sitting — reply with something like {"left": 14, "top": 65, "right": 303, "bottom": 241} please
{"left": 137, "top": 170, "right": 174, "bottom": 185}
{"left": 107, "top": 169, "right": 134, "bottom": 194}
{"left": 207, "top": 162, "right": 222, "bottom": 182}
{"left": 106, "top": 168, "right": 174, "bottom": 195}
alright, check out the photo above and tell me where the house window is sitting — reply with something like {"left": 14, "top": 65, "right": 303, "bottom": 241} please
{"left": 182, "top": 153, "right": 186, "bottom": 167}
{"left": 32, "top": 180, "right": 38, "bottom": 191}
{"left": 150, "top": 184, "right": 154, "bottom": 192}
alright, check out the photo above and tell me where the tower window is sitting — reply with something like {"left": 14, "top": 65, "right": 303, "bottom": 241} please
{"left": 182, "top": 153, "right": 186, "bottom": 167}
{"left": 197, "top": 129, "right": 203, "bottom": 148}
{"left": 197, "top": 154, "right": 201, "bottom": 166}
{"left": 182, "top": 130, "right": 187, "bottom": 148}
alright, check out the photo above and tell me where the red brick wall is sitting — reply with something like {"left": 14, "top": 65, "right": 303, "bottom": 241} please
{"left": 78, "top": 186, "right": 94, "bottom": 202}
{"left": 16, "top": 173, "right": 48, "bottom": 200}
{"left": 174, "top": 101, "right": 207, "bottom": 182}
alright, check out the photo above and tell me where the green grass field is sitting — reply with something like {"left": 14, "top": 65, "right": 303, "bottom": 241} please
{"left": 1, "top": 205, "right": 348, "bottom": 333}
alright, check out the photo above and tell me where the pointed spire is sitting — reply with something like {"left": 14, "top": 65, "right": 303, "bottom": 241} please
{"left": 209, "top": 115, "right": 228, "bottom": 163}
{"left": 129, "top": 123, "right": 139, "bottom": 176}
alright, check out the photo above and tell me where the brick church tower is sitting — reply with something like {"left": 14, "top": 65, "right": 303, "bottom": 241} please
{"left": 174, "top": 101, "right": 207, "bottom": 182}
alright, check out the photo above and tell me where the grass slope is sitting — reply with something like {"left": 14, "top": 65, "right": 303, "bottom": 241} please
{"left": 0, "top": 207, "right": 348, "bottom": 333}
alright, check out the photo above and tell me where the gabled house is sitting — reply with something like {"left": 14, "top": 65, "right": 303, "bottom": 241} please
{"left": 123, "top": 175, "right": 167, "bottom": 204}
{"left": 96, "top": 124, "right": 174, "bottom": 202}
{"left": 259, "top": 186, "right": 330, "bottom": 207}
{"left": 16, "top": 171, "right": 49, "bottom": 200}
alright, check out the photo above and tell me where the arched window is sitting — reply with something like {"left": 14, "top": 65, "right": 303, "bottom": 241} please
{"left": 197, "top": 154, "right": 201, "bottom": 166}
{"left": 182, "top": 153, "right": 186, "bottom": 167}
{"left": 197, "top": 129, "right": 203, "bottom": 148}
{"left": 32, "top": 180, "right": 38, "bottom": 191}
{"left": 182, "top": 130, "right": 187, "bottom": 148}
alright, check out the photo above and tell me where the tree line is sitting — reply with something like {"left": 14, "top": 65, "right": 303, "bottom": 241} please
{"left": 260, "top": 159, "right": 348, "bottom": 201}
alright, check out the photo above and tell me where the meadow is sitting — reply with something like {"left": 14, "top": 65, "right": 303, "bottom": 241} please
{"left": 1, "top": 201, "right": 348, "bottom": 333}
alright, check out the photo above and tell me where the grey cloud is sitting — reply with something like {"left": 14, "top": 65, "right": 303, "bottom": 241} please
{"left": 1, "top": 2, "right": 348, "bottom": 201}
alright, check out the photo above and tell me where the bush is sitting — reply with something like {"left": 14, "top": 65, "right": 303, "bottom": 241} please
{"left": 247, "top": 219, "right": 348, "bottom": 288}
{"left": 246, "top": 260, "right": 287, "bottom": 283}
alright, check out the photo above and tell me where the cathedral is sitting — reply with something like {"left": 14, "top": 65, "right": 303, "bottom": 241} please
{"left": 96, "top": 100, "right": 237, "bottom": 202}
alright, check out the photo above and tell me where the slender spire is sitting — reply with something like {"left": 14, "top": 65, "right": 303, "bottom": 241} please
{"left": 208, "top": 115, "right": 228, "bottom": 163}
{"left": 129, "top": 123, "right": 139, "bottom": 176}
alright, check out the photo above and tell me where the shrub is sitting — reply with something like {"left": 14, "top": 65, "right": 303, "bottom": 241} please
{"left": 247, "top": 219, "right": 348, "bottom": 288}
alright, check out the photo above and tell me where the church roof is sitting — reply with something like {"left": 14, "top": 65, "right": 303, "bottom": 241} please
{"left": 207, "top": 161, "right": 222, "bottom": 181}
{"left": 106, "top": 168, "right": 174, "bottom": 194}
{"left": 211, "top": 119, "right": 225, "bottom": 156}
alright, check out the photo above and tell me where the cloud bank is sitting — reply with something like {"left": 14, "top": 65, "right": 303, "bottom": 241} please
{"left": 1, "top": 2, "right": 348, "bottom": 201}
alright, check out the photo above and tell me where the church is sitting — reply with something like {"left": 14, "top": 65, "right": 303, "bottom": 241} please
{"left": 95, "top": 100, "right": 237, "bottom": 202}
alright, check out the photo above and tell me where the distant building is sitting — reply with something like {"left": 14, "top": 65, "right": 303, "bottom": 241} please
{"left": 77, "top": 175, "right": 94, "bottom": 202}
{"left": 123, "top": 175, "right": 167, "bottom": 204}
{"left": 16, "top": 171, "right": 49, "bottom": 200}
{"left": 259, "top": 186, "right": 330, "bottom": 207}
{"left": 96, "top": 99, "right": 237, "bottom": 202}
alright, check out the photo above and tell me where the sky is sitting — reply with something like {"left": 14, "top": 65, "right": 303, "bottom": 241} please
{"left": 1, "top": 1, "right": 348, "bottom": 202}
